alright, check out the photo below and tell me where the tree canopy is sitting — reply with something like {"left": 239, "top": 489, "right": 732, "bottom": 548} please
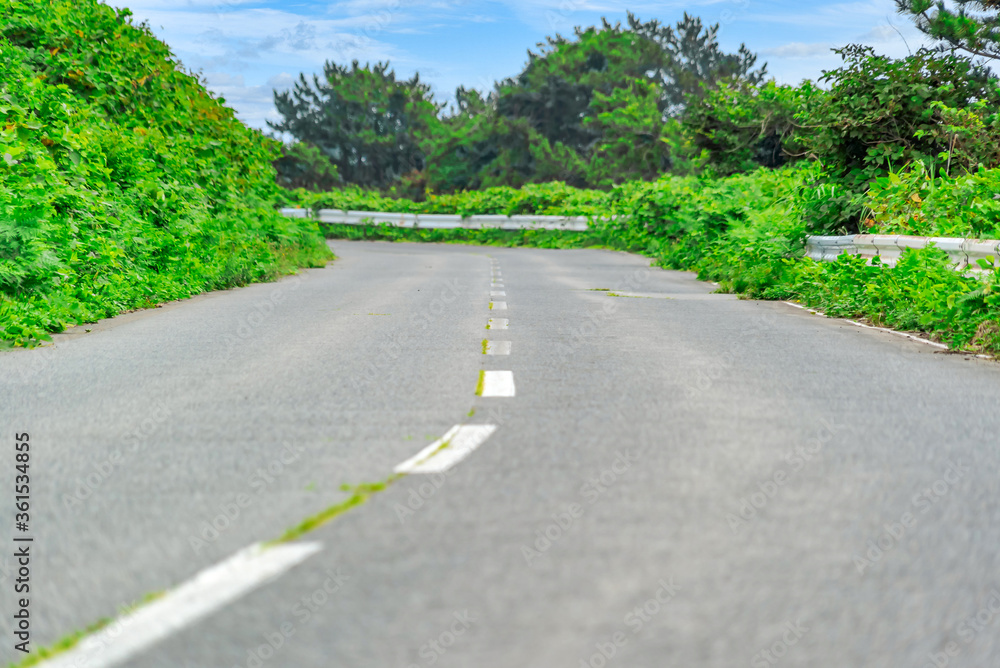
{"left": 268, "top": 61, "right": 441, "bottom": 188}
{"left": 270, "top": 13, "right": 770, "bottom": 193}
{"left": 896, "top": 0, "right": 1000, "bottom": 60}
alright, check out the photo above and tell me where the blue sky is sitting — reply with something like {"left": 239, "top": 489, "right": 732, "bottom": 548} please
{"left": 105, "top": 0, "right": 930, "bottom": 132}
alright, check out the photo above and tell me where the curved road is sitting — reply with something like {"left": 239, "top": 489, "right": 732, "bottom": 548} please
{"left": 3, "top": 240, "right": 1000, "bottom": 667}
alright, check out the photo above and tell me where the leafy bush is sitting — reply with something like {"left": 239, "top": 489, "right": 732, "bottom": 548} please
{"left": 864, "top": 163, "right": 1000, "bottom": 237}
{"left": 0, "top": 0, "right": 331, "bottom": 346}
{"left": 286, "top": 181, "right": 612, "bottom": 217}
{"left": 274, "top": 142, "right": 342, "bottom": 191}
{"left": 319, "top": 223, "right": 601, "bottom": 249}
{"left": 804, "top": 45, "right": 1000, "bottom": 185}
{"left": 681, "top": 80, "right": 823, "bottom": 176}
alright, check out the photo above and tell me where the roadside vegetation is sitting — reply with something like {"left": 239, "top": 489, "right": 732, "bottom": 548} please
{"left": 6, "top": 0, "right": 1000, "bottom": 353}
{"left": 276, "top": 5, "right": 1000, "bottom": 354}
{"left": 0, "top": 0, "right": 331, "bottom": 346}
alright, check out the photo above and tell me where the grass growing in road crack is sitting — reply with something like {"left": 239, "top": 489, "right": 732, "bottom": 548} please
{"left": 7, "top": 591, "right": 165, "bottom": 668}
{"left": 271, "top": 477, "right": 402, "bottom": 544}
{"left": 481, "top": 338, "right": 488, "bottom": 354}
{"left": 475, "top": 370, "right": 486, "bottom": 396}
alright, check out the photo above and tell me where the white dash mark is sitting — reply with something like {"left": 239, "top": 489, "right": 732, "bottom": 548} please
{"left": 481, "top": 370, "right": 515, "bottom": 397}
{"left": 490, "top": 291, "right": 506, "bottom": 297}
{"left": 394, "top": 425, "right": 498, "bottom": 474}
{"left": 485, "top": 341, "right": 511, "bottom": 355}
{"left": 40, "top": 543, "right": 322, "bottom": 668}
{"left": 487, "top": 318, "right": 509, "bottom": 330}
{"left": 490, "top": 301, "right": 507, "bottom": 310}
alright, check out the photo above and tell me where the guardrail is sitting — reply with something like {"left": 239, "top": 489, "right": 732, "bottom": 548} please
{"left": 805, "top": 234, "right": 1000, "bottom": 270}
{"left": 280, "top": 208, "right": 590, "bottom": 232}
{"left": 281, "top": 208, "right": 1000, "bottom": 271}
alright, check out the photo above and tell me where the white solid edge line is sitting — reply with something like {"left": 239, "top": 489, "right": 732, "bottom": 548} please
{"left": 485, "top": 340, "right": 512, "bottom": 355}
{"left": 40, "top": 542, "right": 322, "bottom": 668}
{"left": 393, "top": 425, "right": 462, "bottom": 473}
{"left": 487, "top": 318, "right": 509, "bottom": 330}
{"left": 490, "top": 301, "right": 508, "bottom": 310}
{"left": 481, "top": 370, "right": 516, "bottom": 397}
{"left": 397, "top": 425, "right": 499, "bottom": 474}
{"left": 782, "top": 301, "right": 949, "bottom": 350}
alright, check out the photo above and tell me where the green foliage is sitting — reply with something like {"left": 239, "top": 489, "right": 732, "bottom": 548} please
{"left": 788, "top": 247, "right": 1000, "bottom": 352}
{"left": 269, "top": 61, "right": 441, "bottom": 188}
{"left": 682, "top": 80, "right": 824, "bottom": 175}
{"left": 322, "top": 223, "right": 602, "bottom": 249}
{"left": 627, "top": 12, "right": 768, "bottom": 115}
{"left": 0, "top": 0, "right": 330, "bottom": 346}
{"left": 584, "top": 78, "right": 672, "bottom": 187}
{"left": 864, "top": 162, "right": 1000, "bottom": 237}
{"left": 274, "top": 142, "right": 342, "bottom": 191}
{"left": 896, "top": 0, "right": 1000, "bottom": 61}
{"left": 495, "top": 20, "right": 664, "bottom": 154}
{"left": 804, "top": 45, "right": 1000, "bottom": 186}
{"left": 273, "top": 13, "right": 768, "bottom": 192}
{"left": 289, "top": 181, "right": 610, "bottom": 217}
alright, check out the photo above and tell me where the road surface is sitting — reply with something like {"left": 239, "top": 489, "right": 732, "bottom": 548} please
{"left": 3, "top": 240, "right": 1000, "bottom": 667}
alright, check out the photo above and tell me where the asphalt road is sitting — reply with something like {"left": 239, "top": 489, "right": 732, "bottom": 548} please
{"left": 4, "top": 240, "right": 1000, "bottom": 667}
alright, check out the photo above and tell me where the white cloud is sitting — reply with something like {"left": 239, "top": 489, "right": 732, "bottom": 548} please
{"left": 762, "top": 42, "right": 835, "bottom": 58}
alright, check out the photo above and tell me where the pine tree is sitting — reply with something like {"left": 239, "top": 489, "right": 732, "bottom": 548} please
{"left": 268, "top": 61, "right": 441, "bottom": 188}
{"left": 896, "top": 0, "right": 1000, "bottom": 60}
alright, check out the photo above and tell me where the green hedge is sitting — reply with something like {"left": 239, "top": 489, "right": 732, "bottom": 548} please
{"left": 0, "top": 0, "right": 331, "bottom": 346}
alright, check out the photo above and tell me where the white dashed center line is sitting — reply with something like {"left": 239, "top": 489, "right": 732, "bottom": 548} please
{"left": 41, "top": 543, "right": 322, "bottom": 668}
{"left": 480, "top": 370, "right": 516, "bottom": 397}
{"left": 484, "top": 340, "right": 511, "bottom": 355}
{"left": 394, "top": 424, "right": 499, "bottom": 474}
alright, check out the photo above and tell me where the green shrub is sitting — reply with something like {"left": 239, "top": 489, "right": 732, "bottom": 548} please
{"left": 804, "top": 46, "right": 1000, "bottom": 186}
{"left": 864, "top": 163, "right": 1000, "bottom": 238}
{"left": 0, "top": 0, "right": 331, "bottom": 345}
